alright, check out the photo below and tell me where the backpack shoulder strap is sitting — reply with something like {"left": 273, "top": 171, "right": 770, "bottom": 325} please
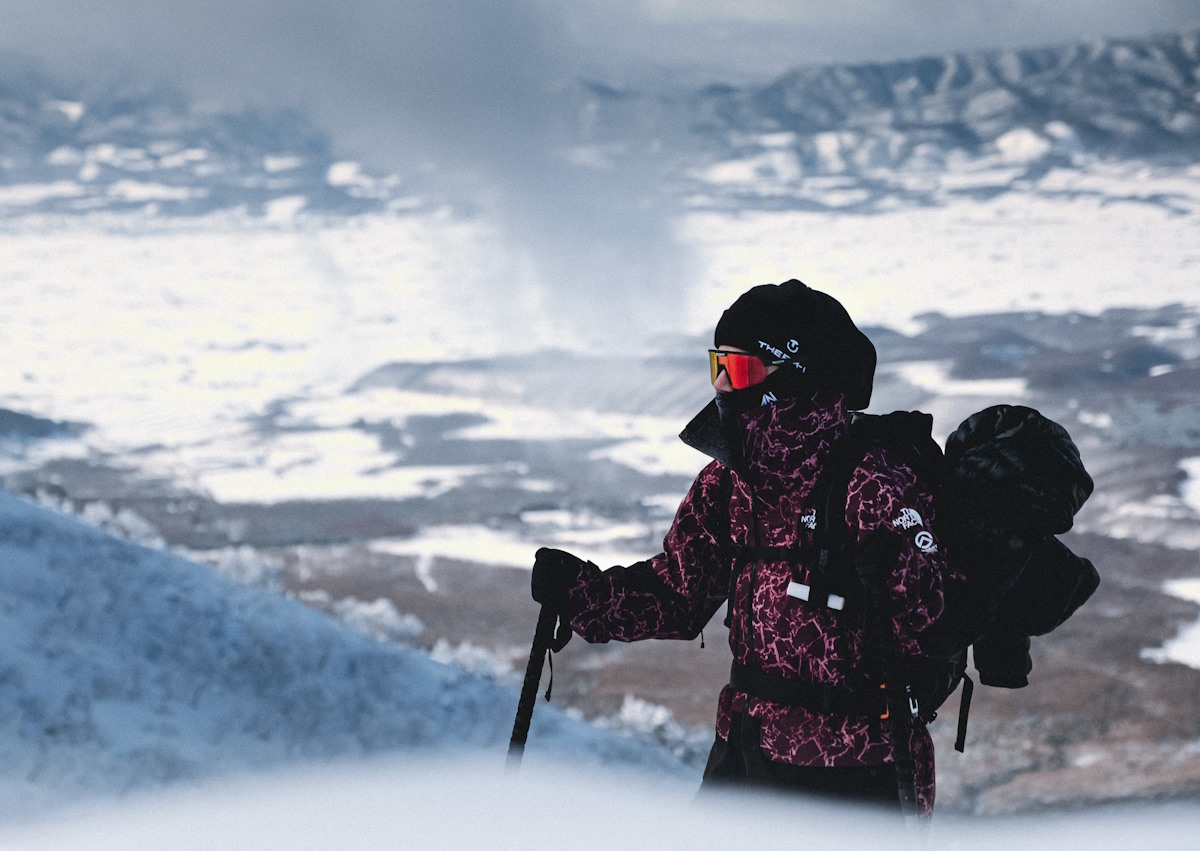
{"left": 816, "top": 411, "right": 940, "bottom": 529}
{"left": 804, "top": 421, "right": 873, "bottom": 610}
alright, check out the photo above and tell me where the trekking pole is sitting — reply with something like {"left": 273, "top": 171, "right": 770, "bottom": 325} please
{"left": 506, "top": 604, "right": 560, "bottom": 771}
{"left": 882, "top": 673, "right": 922, "bottom": 824}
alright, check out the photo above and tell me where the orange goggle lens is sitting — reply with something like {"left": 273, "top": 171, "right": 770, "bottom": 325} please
{"left": 709, "top": 350, "right": 771, "bottom": 390}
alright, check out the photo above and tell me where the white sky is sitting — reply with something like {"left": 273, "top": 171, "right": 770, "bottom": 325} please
{"left": 3, "top": 2, "right": 1198, "bottom": 90}
{"left": 561, "top": 1, "right": 1200, "bottom": 83}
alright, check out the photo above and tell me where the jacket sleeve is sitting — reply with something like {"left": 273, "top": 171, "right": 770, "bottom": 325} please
{"left": 846, "top": 447, "right": 963, "bottom": 656}
{"left": 562, "top": 460, "right": 733, "bottom": 644}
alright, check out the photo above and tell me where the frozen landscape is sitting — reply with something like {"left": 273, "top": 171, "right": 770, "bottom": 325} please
{"left": 1, "top": 15, "right": 1200, "bottom": 841}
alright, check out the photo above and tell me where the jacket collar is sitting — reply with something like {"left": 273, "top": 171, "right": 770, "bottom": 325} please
{"left": 678, "top": 393, "right": 850, "bottom": 470}
{"left": 678, "top": 399, "right": 730, "bottom": 466}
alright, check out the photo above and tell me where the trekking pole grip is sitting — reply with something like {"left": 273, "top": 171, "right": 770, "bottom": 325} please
{"left": 506, "top": 604, "right": 560, "bottom": 771}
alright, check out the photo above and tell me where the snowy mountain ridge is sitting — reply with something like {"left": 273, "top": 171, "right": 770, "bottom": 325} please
{"left": 2, "top": 28, "right": 1199, "bottom": 218}
{"left": 0, "top": 65, "right": 406, "bottom": 217}
{"left": 657, "top": 29, "right": 1200, "bottom": 211}
{"left": 684, "top": 29, "right": 1200, "bottom": 160}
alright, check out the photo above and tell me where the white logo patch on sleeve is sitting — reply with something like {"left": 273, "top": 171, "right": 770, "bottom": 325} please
{"left": 893, "top": 507, "right": 938, "bottom": 553}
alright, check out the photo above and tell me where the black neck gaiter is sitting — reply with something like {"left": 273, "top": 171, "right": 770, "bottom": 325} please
{"left": 714, "top": 370, "right": 810, "bottom": 471}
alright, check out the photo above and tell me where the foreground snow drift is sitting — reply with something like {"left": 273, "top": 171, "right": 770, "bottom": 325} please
{"left": 0, "top": 756, "right": 1195, "bottom": 851}
{"left": 0, "top": 492, "right": 686, "bottom": 819}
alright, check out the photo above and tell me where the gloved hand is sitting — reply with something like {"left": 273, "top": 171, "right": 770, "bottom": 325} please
{"left": 995, "top": 537, "right": 1100, "bottom": 636}
{"left": 531, "top": 547, "right": 586, "bottom": 610}
{"left": 973, "top": 629, "right": 1032, "bottom": 688}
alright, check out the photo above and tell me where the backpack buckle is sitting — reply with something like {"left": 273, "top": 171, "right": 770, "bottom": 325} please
{"left": 786, "top": 580, "right": 845, "bottom": 611}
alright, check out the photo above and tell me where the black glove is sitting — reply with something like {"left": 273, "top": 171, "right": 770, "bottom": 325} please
{"left": 531, "top": 547, "right": 586, "bottom": 610}
{"left": 973, "top": 629, "right": 1032, "bottom": 688}
{"left": 998, "top": 537, "right": 1100, "bottom": 636}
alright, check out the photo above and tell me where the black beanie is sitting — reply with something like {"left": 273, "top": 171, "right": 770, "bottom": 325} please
{"left": 714, "top": 279, "right": 876, "bottom": 410}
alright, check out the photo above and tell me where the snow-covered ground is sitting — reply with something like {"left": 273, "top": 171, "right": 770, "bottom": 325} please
{"left": 4, "top": 171, "right": 1200, "bottom": 573}
{"left": 2, "top": 156, "right": 1200, "bottom": 830}
{"left": 684, "top": 166, "right": 1200, "bottom": 335}
{"left": 0, "top": 491, "right": 687, "bottom": 821}
{"left": 4, "top": 168, "right": 1200, "bottom": 626}
{"left": 1143, "top": 578, "right": 1200, "bottom": 668}
{"left": 1138, "top": 458, "right": 1200, "bottom": 668}
{"left": 3, "top": 167, "right": 1199, "bottom": 510}
{"left": 1145, "top": 456, "right": 1200, "bottom": 666}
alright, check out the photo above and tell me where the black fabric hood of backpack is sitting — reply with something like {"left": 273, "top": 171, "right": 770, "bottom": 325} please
{"left": 943, "top": 404, "right": 1095, "bottom": 537}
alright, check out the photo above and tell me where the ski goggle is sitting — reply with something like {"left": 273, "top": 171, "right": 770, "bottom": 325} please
{"left": 708, "top": 349, "right": 780, "bottom": 390}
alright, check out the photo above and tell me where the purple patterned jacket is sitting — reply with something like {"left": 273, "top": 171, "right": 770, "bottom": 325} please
{"left": 561, "top": 393, "right": 959, "bottom": 813}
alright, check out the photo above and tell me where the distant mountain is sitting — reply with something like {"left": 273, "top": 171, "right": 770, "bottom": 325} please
{"left": 684, "top": 30, "right": 1200, "bottom": 160}
{"left": 571, "top": 29, "right": 1200, "bottom": 212}
{"left": 2, "top": 29, "right": 1198, "bottom": 218}
{"left": 0, "top": 70, "right": 400, "bottom": 217}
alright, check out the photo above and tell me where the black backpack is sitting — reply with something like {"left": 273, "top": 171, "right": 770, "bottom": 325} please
{"left": 811, "top": 405, "right": 1100, "bottom": 750}
{"left": 683, "top": 399, "right": 1100, "bottom": 750}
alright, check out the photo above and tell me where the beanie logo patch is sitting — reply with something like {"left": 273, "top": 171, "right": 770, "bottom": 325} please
{"left": 758, "top": 339, "right": 807, "bottom": 373}
{"left": 758, "top": 340, "right": 786, "bottom": 360}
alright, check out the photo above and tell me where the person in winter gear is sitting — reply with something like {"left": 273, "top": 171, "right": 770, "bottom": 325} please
{"left": 531, "top": 279, "right": 962, "bottom": 815}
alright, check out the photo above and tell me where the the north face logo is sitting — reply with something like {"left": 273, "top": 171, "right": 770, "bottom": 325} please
{"left": 892, "top": 508, "right": 923, "bottom": 530}
{"left": 800, "top": 509, "right": 817, "bottom": 530}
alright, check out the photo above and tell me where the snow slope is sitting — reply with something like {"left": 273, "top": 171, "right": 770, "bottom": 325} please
{"left": 0, "top": 757, "right": 1197, "bottom": 851}
{"left": 0, "top": 491, "right": 687, "bottom": 820}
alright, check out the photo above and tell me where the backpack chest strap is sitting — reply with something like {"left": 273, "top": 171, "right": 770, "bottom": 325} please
{"left": 729, "top": 661, "right": 886, "bottom": 717}
{"left": 728, "top": 536, "right": 857, "bottom": 613}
